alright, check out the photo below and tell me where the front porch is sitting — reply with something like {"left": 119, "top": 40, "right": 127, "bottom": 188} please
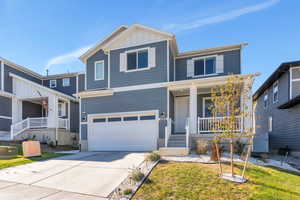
{"left": 160, "top": 76, "right": 253, "bottom": 155}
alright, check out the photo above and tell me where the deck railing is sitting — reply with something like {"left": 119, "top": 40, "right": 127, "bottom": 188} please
{"left": 197, "top": 116, "right": 242, "bottom": 133}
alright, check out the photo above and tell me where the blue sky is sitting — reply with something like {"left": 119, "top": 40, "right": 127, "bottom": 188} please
{"left": 0, "top": 0, "right": 299, "bottom": 90}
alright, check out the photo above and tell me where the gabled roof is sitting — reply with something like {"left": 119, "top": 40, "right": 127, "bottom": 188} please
{"left": 79, "top": 24, "right": 177, "bottom": 62}
{"left": 79, "top": 25, "right": 128, "bottom": 62}
{"left": 253, "top": 60, "right": 300, "bottom": 100}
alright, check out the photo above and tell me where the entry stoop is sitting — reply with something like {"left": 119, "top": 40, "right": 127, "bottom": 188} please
{"left": 159, "top": 147, "right": 190, "bottom": 156}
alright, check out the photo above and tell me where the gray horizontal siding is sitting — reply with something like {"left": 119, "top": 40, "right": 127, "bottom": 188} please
{"left": 86, "top": 50, "right": 108, "bottom": 90}
{"left": 81, "top": 87, "right": 168, "bottom": 139}
{"left": 169, "top": 46, "right": 175, "bottom": 82}
{"left": 78, "top": 74, "right": 85, "bottom": 92}
{"left": 4, "top": 64, "right": 42, "bottom": 93}
{"left": 0, "top": 96, "right": 12, "bottom": 117}
{"left": 70, "top": 101, "right": 79, "bottom": 133}
{"left": 43, "top": 76, "right": 77, "bottom": 96}
{"left": 175, "top": 50, "right": 241, "bottom": 81}
{"left": 254, "top": 72, "right": 300, "bottom": 151}
{"left": 81, "top": 124, "right": 87, "bottom": 140}
{"left": 292, "top": 81, "right": 300, "bottom": 98}
{"left": 0, "top": 118, "right": 11, "bottom": 132}
{"left": 110, "top": 41, "right": 168, "bottom": 88}
{"left": 0, "top": 61, "right": 2, "bottom": 90}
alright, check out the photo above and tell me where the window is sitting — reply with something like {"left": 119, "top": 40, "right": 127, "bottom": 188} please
{"left": 108, "top": 117, "right": 122, "bottom": 122}
{"left": 268, "top": 116, "right": 272, "bottom": 132}
{"left": 140, "top": 115, "right": 156, "bottom": 120}
{"left": 124, "top": 116, "right": 138, "bottom": 121}
{"left": 62, "top": 78, "right": 70, "bottom": 87}
{"left": 93, "top": 118, "right": 106, "bottom": 123}
{"left": 95, "top": 61, "right": 104, "bottom": 80}
{"left": 194, "top": 57, "right": 216, "bottom": 76}
{"left": 58, "top": 103, "right": 66, "bottom": 117}
{"left": 50, "top": 80, "right": 57, "bottom": 88}
{"left": 127, "top": 49, "right": 148, "bottom": 71}
{"left": 203, "top": 98, "right": 214, "bottom": 117}
{"left": 263, "top": 93, "right": 268, "bottom": 109}
{"left": 273, "top": 81, "right": 279, "bottom": 103}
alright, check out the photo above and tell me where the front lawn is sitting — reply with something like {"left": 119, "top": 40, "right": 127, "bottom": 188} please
{"left": 133, "top": 161, "right": 300, "bottom": 200}
{"left": 0, "top": 153, "right": 68, "bottom": 169}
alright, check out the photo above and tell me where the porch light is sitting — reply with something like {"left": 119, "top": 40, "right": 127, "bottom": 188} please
{"left": 159, "top": 112, "right": 166, "bottom": 120}
{"left": 81, "top": 112, "right": 87, "bottom": 122}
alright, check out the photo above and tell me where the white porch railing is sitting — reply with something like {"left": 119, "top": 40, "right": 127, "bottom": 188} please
{"left": 58, "top": 118, "right": 69, "bottom": 129}
{"left": 10, "top": 117, "right": 69, "bottom": 139}
{"left": 164, "top": 118, "right": 173, "bottom": 147}
{"left": 197, "top": 116, "right": 242, "bottom": 133}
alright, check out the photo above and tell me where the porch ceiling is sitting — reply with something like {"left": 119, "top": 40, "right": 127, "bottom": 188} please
{"left": 171, "top": 87, "right": 211, "bottom": 97}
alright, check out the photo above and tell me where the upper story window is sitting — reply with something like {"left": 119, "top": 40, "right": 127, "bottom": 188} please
{"left": 95, "top": 60, "right": 104, "bottom": 80}
{"left": 62, "top": 78, "right": 70, "bottom": 87}
{"left": 127, "top": 49, "right": 148, "bottom": 71}
{"left": 263, "top": 93, "right": 268, "bottom": 109}
{"left": 194, "top": 57, "right": 216, "bottom": 76}
{"left": 187, "top": 55, "right": 223, "bottom": 78}
{"left": 290, "top": 67, "right": 300, "bottom": 99}
{"left": 50, "top": 80, "right": 57, "bottom": 88}
{"left": 273, "top": 81, "right": 279, "bottom": 103}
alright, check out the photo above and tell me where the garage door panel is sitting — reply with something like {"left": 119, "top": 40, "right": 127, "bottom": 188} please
{"left": 88, "top": 118, "right": 158, "bottom": 151}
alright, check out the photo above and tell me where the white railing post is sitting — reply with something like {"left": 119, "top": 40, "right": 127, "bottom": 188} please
{"left": 185, "top": 118, "right": 190, "bottom": 148}
{"left": 10, "top": 125, "right": 14, "bottom": 140}
{"left": 165, "top": 126, "right": 168, "bottom": 147}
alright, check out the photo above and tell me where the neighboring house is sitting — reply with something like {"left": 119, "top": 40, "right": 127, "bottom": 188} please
{"left": 0, "top": 57, "right": 85, "bottom": 145}
{"left": 253, "top": 61, "right": 300, "bottom": 155}
{"left": 76, "top": 24, "right": 254, "bottom": 153}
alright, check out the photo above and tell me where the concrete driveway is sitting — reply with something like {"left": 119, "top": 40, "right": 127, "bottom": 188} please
{"left": 0, "top": 152, "right": 146, "bottom": 200}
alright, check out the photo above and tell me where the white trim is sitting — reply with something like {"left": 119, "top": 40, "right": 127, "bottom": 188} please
{"left": 113, "top": 82, "right": 165, "bottom": 93}
{"left": 49, "top": 80, "right": 57, "bottom": 88}
{"left": 108, "top": 51, "right": 110, "bottom": 88}
{"left": 62, "top": 78, "right": 70, "bottom": 87}
{"left": 167, "top": 87, "right": 170, "bottom": 118}
{"left": 0, "top": 90, "right": 14, "bottom": 98}
{"left": 174, "top": 57, "right": 176, "bottom": 81}
{"left": 10, "top": 73, "right": 77, "bottom": 101}
{"left": 290, "top": 68, "right": 292, "bottom": 100}
{"left": 263, "top": 92, "right": 268, "bottom": 109}
{"left": 68, "top": 100, "right": 71, "bottom": 130}
{"left": 0, "top": 115, "right": 12, "bottom": 120}
{"left": 167, "top": 40, "right": 170, "bottom": 82}
{"left": 1, "top": 59, "right": 4, "bottom": 91}
{"left": 268, "top": 116, "right": 272, "bottom": 132}
{"left": 272, "top": 80, "right": 279, "bottom": 103}
{"left": 202, "top": 97, "right": 212, "bottom": 117}
{"left": 94, "top": 60, "right": 105, "bottom": 81}
{"left": 76, "top": 74, "right": 79, "bottom": 99}
{"left": 79, "top": 98, "right": 82, "bottom": 141}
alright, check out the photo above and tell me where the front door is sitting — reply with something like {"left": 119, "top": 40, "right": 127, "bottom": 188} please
{"left": 174, "top": 97, "right": 189, "bottom": 133}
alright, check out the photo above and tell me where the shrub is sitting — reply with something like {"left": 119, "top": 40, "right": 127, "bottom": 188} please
{"left": 196, "top": 140, "right": 209, "bottom": 155}
{"left": 123, "top": 188, "right": 133, "bottom": 196}
{"left": 131, "top": 169, "right": 145, "bottom": 183}
{"left": 146, "top": 152, "right": 160, "bottom": 162}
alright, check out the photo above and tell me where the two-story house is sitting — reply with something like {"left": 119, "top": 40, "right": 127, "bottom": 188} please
{"left": 253, "top": 61, "right": 300, "bottom": 155}
{"left": 76, "top": 24, "right": 254, "bottom": 153}
{"left": 0, "top": 57, "right": 85, "bottom": 145}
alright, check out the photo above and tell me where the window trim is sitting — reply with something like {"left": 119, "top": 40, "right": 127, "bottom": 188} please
{"left": 94, "top": 60, "right": 105, "bottom": 81}
{"left": 273, "top": 80, "right": 279, "bottom": 103}
{"left": 62, "top": 78, "right": 70, "bottom": 87}
{"left": 49, "top": 80, "right": 57, "bottom": 88}
{"left": 125, "top": 47, "right": 150, "bottom": 72}
{"left": 263, "top": 92, "right": 268, "bottom": 109}
{"left": 58, "top": 102, "right": 66, "bottom": 117}
{"left": 192, "top": 55, "right": 217, "bottom": 77}
{"left": 268, "top": 116, "right": 273, "bottom": 132}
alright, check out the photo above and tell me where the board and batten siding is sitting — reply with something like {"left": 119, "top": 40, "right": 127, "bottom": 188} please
{"left": 254, "top": 71, "right": 300, "bottom": 151}
{"left": 109, "top": 40, "right": 168, "bottom": 88}
{"left": 175, "top": 50, "right": 241, "bottom": 81}
{"left": 80, "top": 87, "right": 168, "bottom": 140}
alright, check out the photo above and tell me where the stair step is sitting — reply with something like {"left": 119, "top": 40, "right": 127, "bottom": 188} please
{"left": 167, "top": 143, "right": 187, "bottom": 148}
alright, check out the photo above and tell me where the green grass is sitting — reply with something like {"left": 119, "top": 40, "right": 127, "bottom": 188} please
{"left": 133, "top": 161, "right": 300, "bottom": 200}
{"left": 0, "top": 153, "right": 68, "bottom": 169}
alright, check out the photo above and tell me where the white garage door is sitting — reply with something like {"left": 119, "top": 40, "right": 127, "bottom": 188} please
{"left": 88, "top": 111, "right": 159, "bottom": 151}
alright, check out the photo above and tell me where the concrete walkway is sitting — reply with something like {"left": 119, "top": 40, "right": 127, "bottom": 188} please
{"left": 0, "top": 152, "right": 146, "bottom": 200}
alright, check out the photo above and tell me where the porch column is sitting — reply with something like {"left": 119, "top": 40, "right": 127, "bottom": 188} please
{"left": 242, "top": 80, "right": 253, "bottom": 132}
{"left": 189, "top": 86, "right": 198, "bottom": 134}
{"left": 48, "top": 95, "right": 58, "bottom": 128}
{"left": 12, "top": 97, "right": 22, "bottom": 123}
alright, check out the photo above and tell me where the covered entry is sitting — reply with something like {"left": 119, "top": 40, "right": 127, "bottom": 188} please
{"left": 87, "top": 111, "right": 159, "bottom": 151}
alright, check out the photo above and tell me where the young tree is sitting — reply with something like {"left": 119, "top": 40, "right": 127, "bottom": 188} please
{"left": 210, "top": 74, "right": 255, "bottom": 181}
